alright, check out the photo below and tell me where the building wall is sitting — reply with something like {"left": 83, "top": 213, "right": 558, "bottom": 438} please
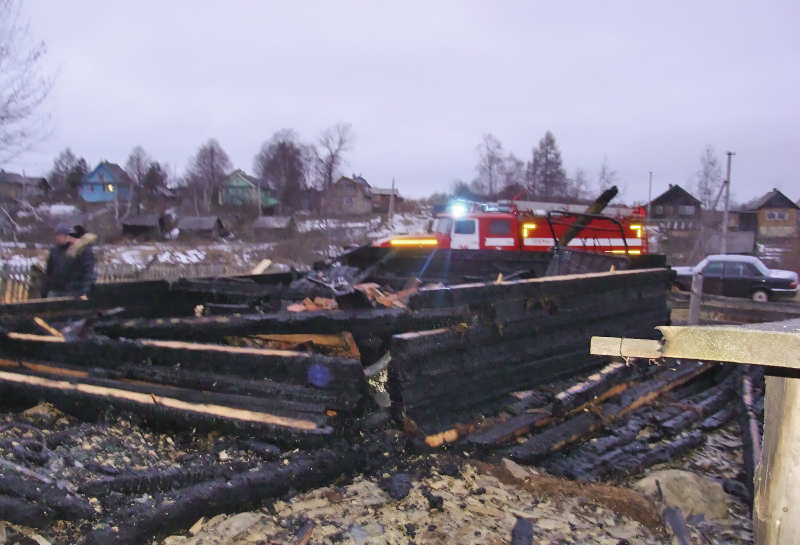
{"left": 328, "top": 183, "right": 372, "bottom": 215}
{"left": 80, "top": 166, "right": 131, "bottom": 202}
{"left": 758, "top": 208, "right": 798, "bottom": 237}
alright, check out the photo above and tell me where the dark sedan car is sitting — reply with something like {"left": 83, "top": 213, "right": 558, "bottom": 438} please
{"left": 672, "top": 255, "right": 799, "bottom": 302}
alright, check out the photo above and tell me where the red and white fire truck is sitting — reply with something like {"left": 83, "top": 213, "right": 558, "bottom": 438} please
{"left": 373, "top": 199, "right": 649, "bottom": 255}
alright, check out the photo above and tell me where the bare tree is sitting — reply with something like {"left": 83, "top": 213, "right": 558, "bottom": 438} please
{"left": 473, "top": 133, "right": 505, "bottom": 198}
{"left": 693, "top": 145, "right": 723, "bottom": 210}
{"left": 65, "top": 157, "right": 88, "bottom": 195}
{"left": 597, "top": 155, "right": 618, "bottom": 193}
{"left": 184, "top": 138, "right": 231, "bottom": 215}
{"left": 502, "top": 152, "right": 526, "bottom": 196}
{"left": 124, "top": 145, "right": 151, "bottom": 217}
{"left": 253, "top": 129, "right": 308, "bottom": 210}
{"left": 0, "top": 0, "right": 55, "bottom": 165}
{"left": 316, "top": 123, "right": 353, "bottom": 191}
{"left": 47, "top": 147, "right": 78, "bottom": 191}
{"left": 568, "top": 167, "right": 592, "bottom": 200}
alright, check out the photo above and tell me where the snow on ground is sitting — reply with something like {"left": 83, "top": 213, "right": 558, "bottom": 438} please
{"left": 37, "top": 204, "right": 80, "bottom": 216}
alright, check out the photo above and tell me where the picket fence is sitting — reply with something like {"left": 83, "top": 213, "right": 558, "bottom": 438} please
{"left": 0, "top": 262, "right": 254, "bottom": 304}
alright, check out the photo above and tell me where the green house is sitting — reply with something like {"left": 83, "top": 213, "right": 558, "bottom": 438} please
{"left": 219, "top": 170, "right": 279, "bottom": 209}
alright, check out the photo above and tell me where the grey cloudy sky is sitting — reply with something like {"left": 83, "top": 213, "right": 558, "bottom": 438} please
{"left": 8, "top": 1, "right": 800, "bottom": 204}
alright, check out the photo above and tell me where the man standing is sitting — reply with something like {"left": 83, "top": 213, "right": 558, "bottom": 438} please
{"left": 41, "top": 222, "right": 97, "bottom": 299}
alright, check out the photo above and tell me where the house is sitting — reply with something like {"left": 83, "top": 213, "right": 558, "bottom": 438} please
{"left": 0, "top": 171, "right": 50, "bottom": 200}
{"left": 371, "top": 187, "right": 403, "bottom": 213}
{"left": 121, "top": 214, "right": 166, "bottom": 241}
{"left": 648, "top": 184, "right": 702, "bottom": 231}
{"left": 252, "top": 215, "right": 295, "bottom": 239}
{"left": 218, "top": 170, "right": 278, "bottom": 210}
{"left": 176, "top": 216, "right": 227, "bottom": 239}
{"left": 80, "top": 162, "right": 132, "bottom": 203}
{"left": 739, "top": 188, "right": 799, "bottom": 237}
{"left": 327, "top": 175, "right": 372, "bottom": 215}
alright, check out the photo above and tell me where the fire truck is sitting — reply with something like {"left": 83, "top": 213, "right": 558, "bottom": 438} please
{"left": 373, "top": 187, "right": 649, "bottom": 255}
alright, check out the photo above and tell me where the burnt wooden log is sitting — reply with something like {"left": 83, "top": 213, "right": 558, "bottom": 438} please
{"left": 82, "top": 444, "right": 372, "bottom": 545}
{"left": 0, "top": 494, "right": 55, "bottom": 527}
{"left": 0, "top": 358, "right": 351, "bottom": 420}
{"left": 506, "top": 362, "right": 715, "bottom": 462}
{"left": 600, "top": 431, "right": 707, "bottom": 479}
{"left": 551, "top": 360, "right": 643, "bottom": 416}
{"left": 739, "top": 367, "right": 762, "bottom": 511}
{"left": 80, "top": 459, "right": 255, "bottom": 497}
{"left": 92, "top": 306, "right": 471, "bottom": 344}
{"left": 659, "top": 377, "right": 735, "bottom": 437}
{"left": 0, "top": 473, "right": 94, "bottom": 522}
{"left": 0, "top": 333, "right": 368, "bottom": 395}
{"left": 407, "top": 268, "right": 672, "bottom": 310}
{"left": 507, "top": 411, "right": 602, "bottom": 462}
{"left": 699, "top": 405, "right": 738, "bottom": 431}
{"left": 0, "top": 370, "right": 335, "bottom": 447}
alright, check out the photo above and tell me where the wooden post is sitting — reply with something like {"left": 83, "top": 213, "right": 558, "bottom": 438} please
{"left": 688, "top": 270, "right": 703, "bottom": 325}
{"left": 591, "top": 318, "right": 800, "bottom": 545}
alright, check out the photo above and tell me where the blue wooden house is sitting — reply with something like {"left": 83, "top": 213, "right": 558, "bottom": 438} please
{"left": 80, "top": 161, "right": 133, "bottom": 202}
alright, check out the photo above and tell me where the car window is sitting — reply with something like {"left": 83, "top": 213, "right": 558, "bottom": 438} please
{"left": 454, "top": 220, "right": 476, "bottom": 235}
{"left": 745, "top": 263, "right": 763, "bottom": 276}
{"left": 703, "top": 262, "right": 724, "bottom": 275}
{"left": 488, "top": 219, "right": 511, "bottom": 235}
{"left": 724, "top": 262, "right": 749, "bottom": 277}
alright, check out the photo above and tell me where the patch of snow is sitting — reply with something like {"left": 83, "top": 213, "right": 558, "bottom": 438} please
{"left": 39, "top": 204, "right": 79, "bottom": 216}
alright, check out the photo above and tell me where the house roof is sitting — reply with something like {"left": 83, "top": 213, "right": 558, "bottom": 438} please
{"left": 224, "top": 169, "right": 260, "bottom": 187}
{"left": 649, "top": 184, "right": 702, "bottom": 207}
{"left": 336, "top": 175, "right": 371, "bottom": 189}
{"left": 371, "top": 187, "right": 401, "bottom": 197}
{"left": 743, "top": 188, "right": 799, "bottom": 211}
{"left": 252, "top": 216, "right": 293, "bottom": 229}
{"left": 0, "top": 171, "right": 48, "bottom": 187}
{"left": 84, "top": 162, "right": 133, "bottom": 185}
{"left": 177, "top": 216, "right": 223, "bottom": 230}
{"left": 122, "top": 214, "right": 164, "bottom": 228}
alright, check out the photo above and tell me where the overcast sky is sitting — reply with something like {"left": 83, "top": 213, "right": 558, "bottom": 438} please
{"left": 6, "top": 1, "right": 800, "bottom": 205}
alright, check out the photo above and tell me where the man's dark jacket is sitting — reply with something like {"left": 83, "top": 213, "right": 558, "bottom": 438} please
{"left": 41, "top": 234, "right": 97, "bottom": 297}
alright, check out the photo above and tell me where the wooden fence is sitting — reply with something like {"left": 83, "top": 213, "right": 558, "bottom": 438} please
{"left": 0, "top": 262, "right": 255, "bottom": 304}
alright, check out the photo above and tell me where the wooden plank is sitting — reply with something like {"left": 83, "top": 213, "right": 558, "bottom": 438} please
{"left": 0, "top": 370, "right": 319, "bottom": 431}
{"left": 140, "top": 339, "right": 311, "bottom": 358}
{"left": 593, "top": 320, "right": 800, "bottom": 370}
{"left": 590, "top": 336, "right": 662, "bottom": 359}
{"left": 33, "top": 317, "right": 64, "bottom": 338}
{"left": 6, "top": 332, "right": 66, "bottom": 343}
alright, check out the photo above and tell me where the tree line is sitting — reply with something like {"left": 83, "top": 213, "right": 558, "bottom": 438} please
{"left": 447, "top": 131, "right": 621, "bottom": 203}
{"left": 450, "top": 132, "right": 726, "bottom": 210}
{"left": 43, "top": 122, "right": 355, "bottom": 216}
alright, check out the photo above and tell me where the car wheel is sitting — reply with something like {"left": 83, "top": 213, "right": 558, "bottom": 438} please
{"left": 752, "top": 289, "right": 769, "bottom": 303}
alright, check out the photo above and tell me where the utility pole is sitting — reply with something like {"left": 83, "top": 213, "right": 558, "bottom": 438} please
{"left": 721, "top": 152, "right": 735, "bottom": 254}
{"left": 388, "top": 178, "right": 396, "bottom": 229}
{"left": 647, "top": 172, "right": 653, "bottom": 219}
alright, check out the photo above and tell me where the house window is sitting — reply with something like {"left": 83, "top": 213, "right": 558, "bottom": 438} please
{"left": 655, "top": 205, "right": 663, "bottom": 215}
{"left": 766, "top": 211, "right": 789, "bottom": 221}
{"left": 678, "top": 205, "right": 695, "bottom": 216}
{"left": 345, "top": 197, "right": 354, "bottom": 204}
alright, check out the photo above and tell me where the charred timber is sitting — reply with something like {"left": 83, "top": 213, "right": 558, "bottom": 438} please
{"left": 92, "top": 306, "right": 471, "bottom": 343}
{"left": 81, "top": 443, "right": 376, "bottom": 545}
{"left": 407, "top": 268, "right": 672, "bottom": 311}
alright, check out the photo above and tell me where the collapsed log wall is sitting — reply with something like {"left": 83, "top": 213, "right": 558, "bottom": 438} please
{"left": 389, "top": 268, "right": 672, "bottom": 434}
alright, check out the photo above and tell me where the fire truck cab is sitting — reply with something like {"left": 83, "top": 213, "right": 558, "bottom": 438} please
{"left": 373, "top": 200, "right": 648, "bottom": 255}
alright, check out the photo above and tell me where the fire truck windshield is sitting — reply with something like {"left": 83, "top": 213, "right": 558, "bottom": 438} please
{"left": 432, "top": 217, "right": 453, "bottom": 235}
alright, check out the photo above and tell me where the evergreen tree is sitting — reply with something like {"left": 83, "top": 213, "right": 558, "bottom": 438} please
{"left": 526, "top": 131, "right": 567, "bottom": 198}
